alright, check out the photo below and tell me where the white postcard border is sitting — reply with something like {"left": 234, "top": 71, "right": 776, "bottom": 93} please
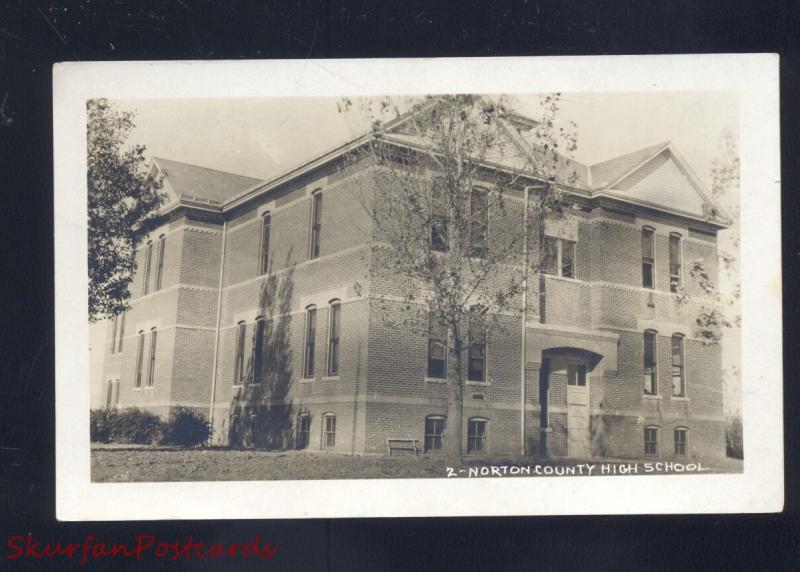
{"left": 54, "top": 54, "right": 782, "bottom": 520}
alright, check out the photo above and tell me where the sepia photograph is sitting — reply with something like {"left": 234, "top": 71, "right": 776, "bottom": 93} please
{"left": 54, "top": 56, "right": 781, "bottom": 519}
{"left": 86, "top": 92, "right": 743, "bottom": 482}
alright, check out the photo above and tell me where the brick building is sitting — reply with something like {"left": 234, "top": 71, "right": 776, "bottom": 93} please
{"left": 100, "top": 114, "right": 729, "bottom": 461}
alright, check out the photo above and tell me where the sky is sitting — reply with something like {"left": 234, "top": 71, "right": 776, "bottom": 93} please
{"left": 91, "top": 92, "right": 741, "bottom": 412}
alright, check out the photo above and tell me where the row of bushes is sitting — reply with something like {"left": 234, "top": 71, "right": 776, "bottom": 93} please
{"left": 91, "top": 407, "right": 211, "bottom": 447}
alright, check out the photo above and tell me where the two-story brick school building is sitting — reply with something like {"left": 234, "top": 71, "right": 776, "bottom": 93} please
{"left": 100, "top": 109, "right": 729, "bottom": 461}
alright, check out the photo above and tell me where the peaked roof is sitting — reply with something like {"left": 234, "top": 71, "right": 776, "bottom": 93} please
{"left": 588, "top": 141, "right": 669, "bottom": 190}
{"left": 153, "top": 157, "right": 263, "bottom": 205}
{"left": 152, "top": 103, "right": 727, "bottom": 227}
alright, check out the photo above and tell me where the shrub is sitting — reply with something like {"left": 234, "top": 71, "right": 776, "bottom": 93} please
{"left": 726, "top": 413, "right": 743, "bottom": 459}
{"left": 90, "top": 408, "right": 117, "bottom": 443}
{"left": 109, "top": 407, "right": 165, "bottom": 445}
{"left": 161, "top": 407, "right": 211, "bottom": 447}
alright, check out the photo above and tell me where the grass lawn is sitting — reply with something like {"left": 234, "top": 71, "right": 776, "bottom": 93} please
{"left": 91, "top": 445, "right": 743, "bottom": 482}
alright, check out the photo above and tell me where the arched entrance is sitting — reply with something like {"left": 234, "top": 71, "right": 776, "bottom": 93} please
{"left": 541, "top": 347, "right": 603, "bottom": 458}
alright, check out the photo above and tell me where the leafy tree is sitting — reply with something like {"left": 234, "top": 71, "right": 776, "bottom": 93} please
{"left": 679, "top": 128, "right": 740, "bottom": 345}
{"left": 341, "top": 94, "right": 578, "bottom": 463}
{"left": 87, "top": 98, "right": 164, "bottom": 322}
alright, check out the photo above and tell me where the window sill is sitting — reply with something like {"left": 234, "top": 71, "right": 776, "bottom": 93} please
{"left": 132, "top": 387, "right": 142, "bottom": 392}
{"left": 642, "top": 394, "right": 661, "bottom": 400}
{"left": 425, "top": 377, "right": 447, "bottom": 384}
{"left": 298, "top": 378, "right": 315, "bottom": 384}
{"left": 322, "top": 376, "right": 340, "bottom": 382}
{"left": 466, "top": 380, "right": 491, "bottom": 386}
{"left": 144, "top": 386, "right": 154, "bottom": 391}
{"left": 671, "top": 396, "right": 690, "bottom": 402}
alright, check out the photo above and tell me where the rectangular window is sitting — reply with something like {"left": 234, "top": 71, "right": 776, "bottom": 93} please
{"left": 671, "top": 335, "right": 685, "bottom": 397}
{"left": 252, "top": 319, "right": 265, "bottom": 383}
{"left": 323, "top": 415, "right": 336, "bottom": 448}
{"left": 234, "top": 322, "right": 246, "bottom": 384}
{"left": 105, "top": 381, "right": 114, "bottom": 410}
{"left": 117, "top": 312, "right": 125, "bottom": 353}
{"left": 259, "top": 213, "right": 271, "bottom": 274}
{"left": 146, "top": 329, "right": 157, "bottom": 386}
{"left": 642, "top": 227, "right": 655, "bottom": 289}
{"left": 424, "top": 417, "right": 446, "bottom": 451}
{"left": 467, "top": 419, "right": 487, "bottom": 453}
{"left": 541, "top": 236, "right": 577, "bottom": 278}
{"left": 430, "top": 178, "right": 449, "bottom": 252}
{"left": 110, "top": 316, "right": 118, "bottom": 354}
{"left": 304, "top": 307, "right": 317, "bottom": 378}
{"left": 427, "top": 314, "right": 447, "bottom": 379}
{"left": 155, "top": 235, "right": 165, "bottom": 291}
{"left": 134, "top": 332, "right": 145, "bottom": 388}
{"left": 643, "top": 331, "right": 657, "bottom": 395}
{"left": 567, "top": 364, "right": 587, "bottom": 386}
{"left": 467, "top": 309, "right": 486, "bottom": 382}
{"left": 561, "top": 239, "right": 575, "bottom": 278}
{"left": 142, "top": 241, "right": 153, "bottom": 295}
{"left": 113, "top": 380, "right": 120, "bottom": 408}
{"left": 328, "top": 303, "right": 341, "bottom": 376}
{"left": 644, "top": 427, "right": 658, "bottom": 456}
{"left": 296, "top": 415, "right": 310, "bottom": 449}
{"left": 310, "top": 192, "right": 322, "bottom": 259}
{"left": 470, "top": 188, "right": 488, "bottom": 257}
{"left": 542, "top": 236, "right": 559, "bottom": 275}
{"left": 669, "top": 234, "right": 682, "bottom": 292}
{"left": 674, "top": 428, "right": 688, "bottom": 456}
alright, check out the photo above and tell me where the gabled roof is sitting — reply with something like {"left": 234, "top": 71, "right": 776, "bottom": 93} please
{"left": 153, "top": 102, "right": 727, "bottom": 227}
{"left": 588, "top": 141, "right": 669, "bottom": 191}
{"left": 152, "top": 157, "right": 263, "bottom": 205}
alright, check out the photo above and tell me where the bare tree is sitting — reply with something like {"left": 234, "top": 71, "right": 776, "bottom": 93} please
{"left": 341, "top": 94, "right": 579, "bottom": 463}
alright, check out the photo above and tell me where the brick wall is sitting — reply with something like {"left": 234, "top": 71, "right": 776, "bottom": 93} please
{"left": 101, "top": 156, "right": 729, "bottom": 461}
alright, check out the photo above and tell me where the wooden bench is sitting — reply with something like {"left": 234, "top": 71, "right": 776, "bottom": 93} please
{"left": 386, "top": 438, "right": 420, "bottom": 456}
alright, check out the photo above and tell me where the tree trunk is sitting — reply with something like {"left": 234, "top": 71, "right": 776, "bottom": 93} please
{"left": 445, "top": 332, "right": 464, "bottom": 466}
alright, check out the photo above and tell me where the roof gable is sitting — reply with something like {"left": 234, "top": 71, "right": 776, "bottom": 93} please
{"left": 598, "top": 146, "right": 721, "bottom": 220}
{"left": 152, "top": 157, "right": 263, "bottom": 205}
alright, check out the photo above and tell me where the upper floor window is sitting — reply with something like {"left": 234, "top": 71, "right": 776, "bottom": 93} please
{"left": 117, "top": 312, "right": 125, "bottom": 353}
{"left": 467, "top": 418, "right": 488, "bottom": 453}
{"left": 234, "top": 321, "right": 246, "bottom": 384}
{"left": 310, "top": 191, "right": 322, "bottom": 259}
{"left": 155, "top": 234, "right": 166, "bottom": 291}
{"left": 134, "top": 331, "right": 145, "bottom": 388}
{"left": 671, "top": 334, "right": 685, "bottom": 397}
{"left": 427, "top": 314, "right": 447, "bottom": 379}
{"left": 644, "top": 426, "right": 659, "bottom": 456}
{"left": 327, "top": 301, "right": 341, "bottom": 376}
{"left": 643, "top": 330, "right": 657, "bottom": 395}
{"left": 424, "top": 415, "right": 446, "bottom": 452}
{"left": 110, "top": 315, "right": 118, "bottom": 354}
{"left": 467, "top": 306, "right": 486, "bottom": 382}
{"left": 252, "top": 317, "right": 266, "bottom": 383}
{"left": 541, "top": 236, "right": 575, "bottom": 278}
{"left": 430, "top": 178, "right": 449, "bottom": 252}
{"left": 146, "top": 328, "right": 157, "bottom": 386}
{"left": 642, "top": 227, "right": 655, "bottom": 289}
{"left": 669, "top": 233, "right": 682, "bottom": 292}
{"left": 259, "top": 212, "right": 271, "bottom": 275}
{"left": 142, "top": 240, "right": 153, "bottom": 295}
{"left": 674, "top": 427, "right": 688, "bottom": 456}
{"left": 470, "top": 187, "right": 488, "bottom": 257}
{"left": 304, "top": 306, "right": 317, "bottom": 378}
{"left": 567, "top": 364, "right": 587, "bottom": 386}
{"left": 322, "top": 413, "right": 336, "bottom": 448}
